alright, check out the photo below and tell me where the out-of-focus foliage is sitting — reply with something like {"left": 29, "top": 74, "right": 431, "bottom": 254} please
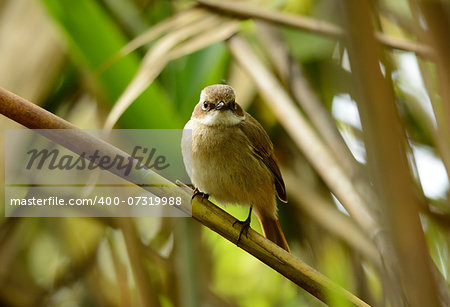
{"left": 42, "top": 0, "right": 181, "bottom": 129}
{"left": 0, "top": 0, "right": 449, "bottom": 306}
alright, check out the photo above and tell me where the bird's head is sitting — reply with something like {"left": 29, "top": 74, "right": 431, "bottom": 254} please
{"left": 191, "top": 84, "right": 244, "bottom": 126}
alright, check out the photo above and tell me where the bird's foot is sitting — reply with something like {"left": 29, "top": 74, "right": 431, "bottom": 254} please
{"left": 191, "top": 188, "right": 209, "bottom": 202}
{"left": 233, "top": 218, "right": 251, "bottom": 245}
{"left": 233, "top": 206, "right": 253, "bottom": 245}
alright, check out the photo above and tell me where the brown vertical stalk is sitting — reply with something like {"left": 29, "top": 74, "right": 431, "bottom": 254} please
{"left": 416, "top": 0, "right": 450, "bottom": 178}
{"left": 255, "top": 21, "right": 359, "bottom": 176}
{"left": 340, "top": 1, "right": 440, "bottom": 306}
{"left": 120, "top": 218, "right": 161, "bottom": 307}
{"left": 255, "top": 21, "right": 380, "bottom": 217}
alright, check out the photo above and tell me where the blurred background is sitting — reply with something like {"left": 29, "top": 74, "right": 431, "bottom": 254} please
{"left": 0, "top": 0, "right": 449, "bottom": 306}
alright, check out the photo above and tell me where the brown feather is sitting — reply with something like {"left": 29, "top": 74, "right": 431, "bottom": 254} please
{"left": 258, "top": 214, "right": 290, "bottom": 252}
{"left": 239, "top": 112, "right": 288, "bottom": 203}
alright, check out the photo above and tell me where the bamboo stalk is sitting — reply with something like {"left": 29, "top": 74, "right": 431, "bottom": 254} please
{"left": 0, "top": 87, "right": 370, "bottom": 307}
{"left": 283, "top": 170, "right": 381, "bottom": 266}
{"left": 414, "top": 0, "right": 450, "bottom": 179}
{"left": 119, "top": 218, "right": 161, "bottom": 307}
{"left": 340, "top": 1, "right": 440, "bottom": 306}
{"left": 255, "top": 21, "right": 358, "bottom": 174}
{"left": 197, "top": 0, "right": 433, "bottom": 57}
{"left": 254, "top": 22, "right": 380, "bottom": 215}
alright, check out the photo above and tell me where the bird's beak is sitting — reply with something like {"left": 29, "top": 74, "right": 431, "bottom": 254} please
{"left": 216, "top": 101, "right": 225, "bottom": 110}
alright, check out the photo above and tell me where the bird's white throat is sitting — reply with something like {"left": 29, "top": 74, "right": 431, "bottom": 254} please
{"left": 194, "top": 110, "right": 243, "bottom": 126}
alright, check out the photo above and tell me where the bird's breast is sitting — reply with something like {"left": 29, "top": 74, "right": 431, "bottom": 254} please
{"left": 186, "top": 121, "right": 273, "bottom": 206}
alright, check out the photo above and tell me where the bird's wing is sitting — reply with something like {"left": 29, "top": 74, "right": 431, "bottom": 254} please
{"left": 239, "top": 112, "right": 287, "bottom": 203}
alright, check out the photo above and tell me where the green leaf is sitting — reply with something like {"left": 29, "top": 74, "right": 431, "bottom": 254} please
{"left": 41, "top": 0, "right": 183, "bottom": 128}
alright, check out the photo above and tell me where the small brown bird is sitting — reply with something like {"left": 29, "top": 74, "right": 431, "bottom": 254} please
{"left": 181, "top": 84, "right": 289, "bottom": 252}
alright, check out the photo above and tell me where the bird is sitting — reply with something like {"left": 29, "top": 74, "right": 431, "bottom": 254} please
{"left": 181, "top": 84, "right": 289, "bottom": 252}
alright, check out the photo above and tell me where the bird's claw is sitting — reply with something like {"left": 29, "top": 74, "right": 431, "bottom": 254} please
{"left": 233, "top": 206, "right": 252, "bottom": 245}
{"left": 233, "top": 217, "right": 251, "bottom": 245}
{"left": 191, "top": 188, "right": 209, "bottom": 202}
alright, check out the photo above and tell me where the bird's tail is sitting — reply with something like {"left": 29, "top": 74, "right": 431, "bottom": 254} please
{"left": 259, "top": 215, "right": 290, "bottom": 252}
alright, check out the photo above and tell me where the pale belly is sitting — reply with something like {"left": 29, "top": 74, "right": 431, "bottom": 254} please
{"left": 189, "top": 125, "right": 273, "bottom": 207}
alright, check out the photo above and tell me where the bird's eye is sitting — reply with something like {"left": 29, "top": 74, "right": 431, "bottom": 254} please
{"left": 202, "top": 101, "right": 209, "bottom": 110}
